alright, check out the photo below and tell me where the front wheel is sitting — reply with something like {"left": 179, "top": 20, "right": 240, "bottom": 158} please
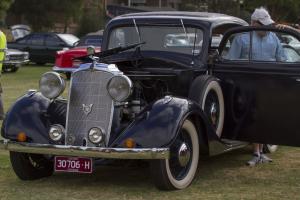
{"left": 10, "top": 152, "right": 53, "bottom": 180}
{"left": 150, "top": 119, "right": 199, "bottom": 190}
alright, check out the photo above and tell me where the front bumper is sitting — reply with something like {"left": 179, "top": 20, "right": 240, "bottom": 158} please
{"left": 0, "top": 140, "right": 170, "bottom": 159}
{"left": 4, "top": 59, "right": 29, "bottom": 65}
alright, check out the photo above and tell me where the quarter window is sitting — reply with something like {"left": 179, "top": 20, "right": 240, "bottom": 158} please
{"left": 45, "top": 35, "right": 61, "bottom": 46}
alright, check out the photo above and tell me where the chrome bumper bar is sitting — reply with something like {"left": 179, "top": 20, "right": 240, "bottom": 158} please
{"left": 0, "top": 140, "right": 169, "bottom": 159}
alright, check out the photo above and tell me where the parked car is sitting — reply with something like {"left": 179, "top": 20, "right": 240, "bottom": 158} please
{"left": 1, "top": 12, "right": 300, "bottom": 190}
{"left": 53, "top": 31, "right": 103, "bottom": 78}
{"left": 7, "top": 33, "right": 79, "bottom": 65}
{"left": 3, "top": 49, "right": 29, "bottom": 72}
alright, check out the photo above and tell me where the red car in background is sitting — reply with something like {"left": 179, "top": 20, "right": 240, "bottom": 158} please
{"left": 53, "top": 31, "right": 102, "bottom": 79}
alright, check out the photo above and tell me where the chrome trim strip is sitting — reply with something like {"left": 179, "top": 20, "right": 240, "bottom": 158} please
{"left": 52, "top": 66, "right": 77, "bottom": 72}
{"left": 0, "top": 140, "right": 169, "bottom": 159}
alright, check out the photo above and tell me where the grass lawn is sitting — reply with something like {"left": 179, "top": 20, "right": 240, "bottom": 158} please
{"left": 0, "top": 65, "right": 299, "bottom": 200}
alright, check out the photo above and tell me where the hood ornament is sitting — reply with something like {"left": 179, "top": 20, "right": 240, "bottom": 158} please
{"left": 82, "top": 104, "right": 93, "bottom": 115}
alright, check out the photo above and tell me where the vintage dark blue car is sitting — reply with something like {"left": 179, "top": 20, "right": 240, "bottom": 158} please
{"left": 1, "top": 12, "right": 300, "bottom": 190}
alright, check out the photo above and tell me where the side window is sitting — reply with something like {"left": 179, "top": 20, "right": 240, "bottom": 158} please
{"left": 29, "top": 34, "right": 44, "bottom": 46}
{"left": 221, "top": 30, "right": 300, "bottom": 63}
{"left": 17, "top": 36, "right": 29, "bottom": 44}
{"left": 45, "top": 35, "right": 62, "bottom": 46}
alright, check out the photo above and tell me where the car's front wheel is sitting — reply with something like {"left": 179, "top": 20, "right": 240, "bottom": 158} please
{"left": 189, "top": 75, "right": 224, "bottom": 137}
{"left": 10, "top": 152, "right": 53, "bottom": 180}
{"left": 150, "top": 119, "right": 199, "bottom": 190}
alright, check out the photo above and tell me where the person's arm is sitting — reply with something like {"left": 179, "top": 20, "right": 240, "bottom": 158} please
{"left": 274, "top": 35, "right": 287, "bottom": 62}
{"left": 226, "top": 35, "right": 242, "bottom": 60}
{"left": 276, "top": 24, "right": 300, "bottom": 32}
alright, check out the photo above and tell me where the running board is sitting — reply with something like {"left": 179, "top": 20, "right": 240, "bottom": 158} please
{"left": 209, "top": 139, "right": 249, "bottom": 156}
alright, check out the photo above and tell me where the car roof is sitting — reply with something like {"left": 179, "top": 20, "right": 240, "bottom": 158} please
{"left": 112, "top": 11, "right": 248, "bottom": 27}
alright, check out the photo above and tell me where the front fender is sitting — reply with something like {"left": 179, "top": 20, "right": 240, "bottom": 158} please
{"left": 1, "top": 91, "right": 66, "bottom": 144}
{"left": 112, "top": 96, "right": 217, "bottom": 148}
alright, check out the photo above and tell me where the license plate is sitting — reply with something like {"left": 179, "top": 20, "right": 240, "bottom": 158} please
{"left": 54, "top": 156, "right": 93, "bottom": 174}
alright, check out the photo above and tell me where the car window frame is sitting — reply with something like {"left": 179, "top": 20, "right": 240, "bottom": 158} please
{"left": 217, "top": 26, "right": 300, "bottom": 66}
{"left": 45, "top": 34, "right": 64, "bottom": 46}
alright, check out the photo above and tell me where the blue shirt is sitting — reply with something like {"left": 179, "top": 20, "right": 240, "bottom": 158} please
{"left": 226, "top": 32, "right": 287, "bottom": 62}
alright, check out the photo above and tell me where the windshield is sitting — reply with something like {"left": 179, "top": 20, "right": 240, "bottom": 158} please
{"left": 58, "top": 34, "right": 79, "bottom": 46}
{"left": 108, "top": 25, "right": 203, "bottom": 56}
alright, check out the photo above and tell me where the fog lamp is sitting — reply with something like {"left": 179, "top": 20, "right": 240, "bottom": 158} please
{"left": 88, "top": 127, "right": 105, "bottom": 144}
{"left": 49, "top": 124, "right": 64, "bottom": 141}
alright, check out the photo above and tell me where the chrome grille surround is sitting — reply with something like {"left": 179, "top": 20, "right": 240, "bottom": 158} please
{"left": 65, "top": 63, "right": 122, "bottom": 147}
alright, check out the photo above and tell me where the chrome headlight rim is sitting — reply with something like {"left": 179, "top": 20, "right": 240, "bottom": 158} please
{"left": 39, "top": 72, "right": 65, "bottom": 99}
{"left": 107, "top": 75, "right": 132, "bottom": 102}
{"left": 49, "top": 124, "right": 65, "bottom": 142}
{"left": 88, "top": 127, "right": 105, "bottom": 144}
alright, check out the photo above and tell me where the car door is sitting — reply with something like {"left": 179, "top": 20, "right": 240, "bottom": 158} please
{"left": 45, "top": 34, "right": 66, "bottom": 63}
{"left": 212, "top": 26, "right": 300, "bottom": 147}
{"left": 27, "top": 34, "right": 46, "bottom": 64}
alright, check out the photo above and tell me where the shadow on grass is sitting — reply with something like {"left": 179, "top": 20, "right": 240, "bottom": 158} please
{"left": 6, "top": 146, "right": 252, "bottom": 189}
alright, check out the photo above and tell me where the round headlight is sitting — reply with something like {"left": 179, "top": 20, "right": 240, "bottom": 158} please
{"left": 49, "top": 124, "right": 64, "bottom": 141}
{"left": 88, "top": 127, "right": 105, "bottom": 144}
{"left": 107, "top": 75, "right": 132, "bottom": 102}
{"left": 39, "top": 72, "right": 65, "bottom": 99}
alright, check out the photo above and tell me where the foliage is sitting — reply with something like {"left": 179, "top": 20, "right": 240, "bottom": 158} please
{"left": 77, "top": 2, "right": 105, "bottom": 37}
{"left": 243, "top": 0, "right": 300, "bottom": 23}
{"left": 7, "top": 0, "right": 84, "bottom": 31}
{"left": 0, "top": 0, "right": 13, "bottom": 26}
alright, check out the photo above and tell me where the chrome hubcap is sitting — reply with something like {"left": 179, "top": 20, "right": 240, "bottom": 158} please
{"left": 178, "top": 143, "right": 191, "bottom": 167}
{"left": 210, "top": 102, "right": 217, "bottom": 125}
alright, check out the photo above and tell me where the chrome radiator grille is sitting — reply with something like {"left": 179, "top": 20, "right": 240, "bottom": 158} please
{"left": 66, "top": 70, "right": 114, "bottom": 147}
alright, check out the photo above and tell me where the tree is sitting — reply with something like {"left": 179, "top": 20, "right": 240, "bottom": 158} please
{"left": 7, "top": 0, "right": 84, "bottom": 31}
{"left": 77, "top": 1, "right": 105, "bottom": 37}
{"left": 0, "top": 0, "right": 13, "bottom": 26}
{"left": 243, "top": 0, "right": 300, "bottom": 23}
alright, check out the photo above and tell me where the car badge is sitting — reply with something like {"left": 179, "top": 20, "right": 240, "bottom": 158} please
{"left": 82, "top": 104, "right": 93, "bottom": 115}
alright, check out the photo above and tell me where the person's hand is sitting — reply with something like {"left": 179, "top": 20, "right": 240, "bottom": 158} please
{"left": 275, "top": 24, "right": 288, "bottom": 29}
{"left": 276, "top": 24, "right": 300, "bottom": 32}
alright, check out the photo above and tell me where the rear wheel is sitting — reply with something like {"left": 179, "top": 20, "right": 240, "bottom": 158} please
{"left": 10, "top": 152, "right": 53, "bottom": 180}
{"left": 150, "top": 119, "right": 199, "bottom": 190}
{"left": 2, "top": 65, "right": 19, "bottom": 73}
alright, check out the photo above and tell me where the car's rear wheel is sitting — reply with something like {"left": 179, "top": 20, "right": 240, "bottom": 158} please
{"left": 150, "top": 119, "right": 199, "bottom": 190}
{"left": 2, "top": 65, "right": 19, "bottom": 73}
{"left": 189, "top": 75, "right": 224, "bottom": 137}
{"left": 10, "top": 151, "right": 53, "bottom": 180}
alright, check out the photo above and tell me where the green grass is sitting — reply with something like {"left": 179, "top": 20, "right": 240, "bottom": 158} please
{"left": 0, "top": 65, "right": 300, "bottom": 200}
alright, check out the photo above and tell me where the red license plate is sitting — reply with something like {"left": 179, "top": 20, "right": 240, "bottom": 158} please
{"left": 54, "top": 156, "right": 93, "bottom": 173}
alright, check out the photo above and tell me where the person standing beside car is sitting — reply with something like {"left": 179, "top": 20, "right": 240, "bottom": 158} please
{"left": 0, "top": 29, "right": 7, "bottom": 120}
{"left": 226, "top": 7, "right": 287, "bottom": 166}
